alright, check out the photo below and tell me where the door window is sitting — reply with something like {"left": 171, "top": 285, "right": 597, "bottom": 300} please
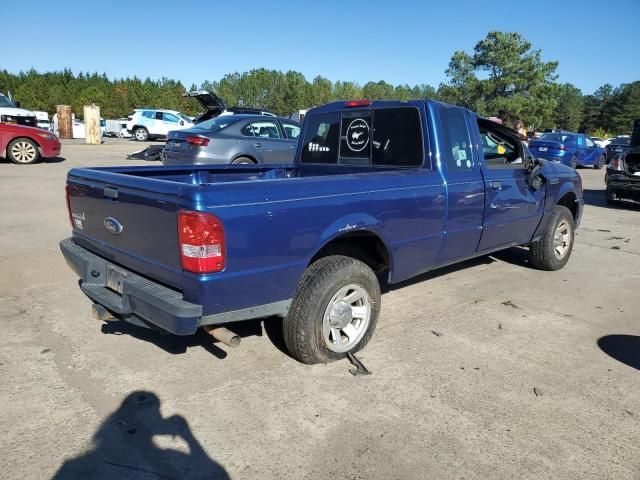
{"left": 162, "top": 113, "right": 180, "bottom": 123}
{"left": 478, "top": 122, "right": 524, "bottom": 169}
{"left": 141, "top": 111, "right": 155, "bottom": 119}
{"left": 439, "top": 106, "right": 473, "bottom": 171}
{"left": 281, "top": 121, "right": 301, "bottom": 139}
{"left": 249, "top": 121, "right": 281, "bottom": 139}
{"left": 585, "top": 136, "right": 594, "bottom": 147}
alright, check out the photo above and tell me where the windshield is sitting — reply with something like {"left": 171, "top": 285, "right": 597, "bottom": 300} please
{"left": 0, "top": 93, "right": 16, "bottom": 108}
{"left": 539, "top": 133, "right": 576, "bottom": 143}
{"left": 194, "top": 115, "right": 239, "bottom": 131}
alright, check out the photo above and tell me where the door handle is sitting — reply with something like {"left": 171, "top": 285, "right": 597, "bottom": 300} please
{"left": 490, "top": 181, "right": 502, "bottom": 189}
{"left": 254, "top": 142, "right": 262, "bottom": 148}
{"left": 289, "top": 145, "right": 296, "bottom": 149}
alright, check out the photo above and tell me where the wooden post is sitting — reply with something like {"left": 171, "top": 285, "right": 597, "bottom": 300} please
{"left": 56, "top": 105, "right": 73, "bottom": 139}
{"left": 84, "top": 104, "right": 101, "bottom": 145}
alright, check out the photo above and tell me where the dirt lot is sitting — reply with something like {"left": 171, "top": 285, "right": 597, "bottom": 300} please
{"left": 1, "top": 139, "right": 638, "bottom": 480}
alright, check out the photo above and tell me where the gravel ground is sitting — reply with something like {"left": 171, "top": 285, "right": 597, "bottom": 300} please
{"left": 0, "top": 141, "right": 638, "bottom": 480}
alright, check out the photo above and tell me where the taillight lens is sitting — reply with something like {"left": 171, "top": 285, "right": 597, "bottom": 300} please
{"left": 553, "top": 145, "right": 567, "bottom": 151}
{"left": 186, "top": 136, "right": 210, "bottom": 147}
{"left": 609, "top": 156, "right": 624, "bottom": 171}
{"left": 65, "top": 184, "right": 73, "bottom": 227}
{"left": 177, "top": 211, "right": 225, "bottom": 273}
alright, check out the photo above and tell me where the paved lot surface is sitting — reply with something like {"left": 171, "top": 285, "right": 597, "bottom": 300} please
{"left": 1, "top": 140, "right": 639, "bottom": 480}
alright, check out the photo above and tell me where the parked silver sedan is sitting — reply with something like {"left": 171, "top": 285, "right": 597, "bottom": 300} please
{"left": 163, "top": 115, "right": 301, "bottom": 165}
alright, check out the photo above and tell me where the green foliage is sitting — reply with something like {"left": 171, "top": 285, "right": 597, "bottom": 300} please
{"left": 0, "top": 31, "right": 637, "bottom": 135}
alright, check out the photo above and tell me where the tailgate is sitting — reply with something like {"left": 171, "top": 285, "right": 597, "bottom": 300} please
{"left": 67, "top": 170, "right": 185, "bottom": 289}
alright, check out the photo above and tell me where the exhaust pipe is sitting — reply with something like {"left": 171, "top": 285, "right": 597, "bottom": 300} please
{"left": 204, "top": 326, "right": 241, "bottom": 348}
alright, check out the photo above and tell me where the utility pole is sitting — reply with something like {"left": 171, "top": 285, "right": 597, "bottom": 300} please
{"left": 84, "top": 104, "right": 101, "bottom": 145}
{"left": 56, "top": 105, "right": 73, "bottom": 139}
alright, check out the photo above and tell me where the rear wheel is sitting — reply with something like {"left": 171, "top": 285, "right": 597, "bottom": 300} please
{"left": 283, "top": 255, "right": 381, "bottom": 364}
{"left": 7, "top": 138, "right": 40, "bottom": 164}
{"left": 570, "top": 156, "right": 578, "bottom": 169}
{"left": 529, "top": 205, "right": 575, "bottom": 271}
{"left": 594, "top": 155, "right": 605, "bottom": 170}
{"left": 231, "top": 156, "right": 254, "bottom": 165}
{"left": 133, "top": 127, "right": 149, "bottom": 142}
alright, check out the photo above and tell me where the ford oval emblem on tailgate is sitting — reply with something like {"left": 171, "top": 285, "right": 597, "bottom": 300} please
{"left": 104, "top": 217, "right": 124, "bottom": 235}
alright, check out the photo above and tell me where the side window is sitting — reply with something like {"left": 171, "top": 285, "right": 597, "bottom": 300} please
{"left": 251, "top": 121, "right": 281, "bottom": 139}
{"left": 439, "top": 107, "right": 473, "bottom": 171}
{"left": 162, "top": 113, "right": 179, "bottom": 123}
{"left": 281, "top": 121, "right": 301, "bottom": 139}
{"left": 371, "top": 108, "right": 423, "bottom": 166}
{"left": 479, "top": 123, "right": 524, "bottom": 169}
{"left": 300, "top": 112, "right": 339, "bottom": 164}
{"left": 241, "top": 122, "right": 256, "bottom": 137}
{"left": 576, "top": 135, "right": 585, "bottom": 146}
{"left": 154, "top": 111, "right": 163, "bottom": 120}
{"left": 339, "top": 111, "right": 371, "bottom": 165}
{"left": 585, "top": 136, "right": 594, "bottom": 147}
{"left": 142, "top": 111, "right": 155, "bottom": 119}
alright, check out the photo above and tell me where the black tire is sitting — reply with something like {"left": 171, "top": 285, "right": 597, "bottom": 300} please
{"left": 231, "top": 156, "right": 254, "bottom": 165}
{"left": 594, "top": 155, "right": 605, "bottom": 170}
{"left": 133, "top": 127, "right": 149, "bottom": 142}
{"left": 7, "top": 138, "right": 40, "bottom": 164}
{"left": 570, "top": 156, "right": 577, "bottom": 169}
{"left": 529, "top": 205, "right": 575, "bottom": 271}
{"left": 283, "top": 255, "right": 381, "bottom": 364}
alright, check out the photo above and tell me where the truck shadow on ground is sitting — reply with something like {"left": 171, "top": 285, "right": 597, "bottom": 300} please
{"left": 100, "top": 318, "right": 265, "bottom": 359}
{"left": 52, "top": 390, "right": 230, "bottom": 480}
{"left": 582, "top": 188, "right": 640, "bottom": 211}
{"left": 99, "top": 248, "right": 530, "bottom": 360}
{"left": 597, "top": 334, "right": 640, "bottom": 371}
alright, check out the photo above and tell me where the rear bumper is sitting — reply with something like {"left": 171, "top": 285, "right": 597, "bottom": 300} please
{"left": 606, "top": 173, "right": 640, "bottom": 201}
{"left": 60, "top": 238, "right": 202, "bottom": 335}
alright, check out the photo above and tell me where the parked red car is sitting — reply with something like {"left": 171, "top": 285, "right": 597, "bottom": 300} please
{"left": 0, "top": 123, "right": 61, "bottom": 164}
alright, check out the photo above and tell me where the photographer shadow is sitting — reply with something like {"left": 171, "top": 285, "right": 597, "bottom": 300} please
{"left": 53, "top": 390, "right": 230, "bottom": 480}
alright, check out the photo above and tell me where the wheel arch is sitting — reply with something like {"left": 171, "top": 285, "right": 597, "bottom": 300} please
{"left": 230, "top": 153, "right": 258, "bottom": 164}
{"left": 556, "top": 190, "right": 578, "bottom": 221}
{"left": 308, "top": 226, "right": 392, "bottom": 276}
{"left": 4, "top": 136, "right": 42, "bottom": 158}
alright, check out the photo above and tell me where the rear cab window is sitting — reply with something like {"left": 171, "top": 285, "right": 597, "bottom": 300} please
{"left": 300, "top": 107, "right": 423, "bottom": 167}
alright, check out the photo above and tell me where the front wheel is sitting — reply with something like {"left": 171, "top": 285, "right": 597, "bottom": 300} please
{"left": 283, "top": 255, "right": 381, "bottom": 364}
{"left": 7, "top": 138, "right": 40, "bottom": 164}
{"left": 529, "top": 205, "right": 575, "bottom": 271}
{"left": 133, "top": 127, "right": 149, "bottom": 142}
{"left": 594, "top": 155, "right": 605, "bottom": 170}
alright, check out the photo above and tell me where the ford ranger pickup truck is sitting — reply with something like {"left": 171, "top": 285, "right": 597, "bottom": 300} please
{"left": 60, "top": 99, "right": 583, "bottom": 364}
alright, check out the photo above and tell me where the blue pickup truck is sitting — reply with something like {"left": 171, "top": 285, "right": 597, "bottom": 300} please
{"left": 61, "top": 99, "right": 583, "bottom": 364}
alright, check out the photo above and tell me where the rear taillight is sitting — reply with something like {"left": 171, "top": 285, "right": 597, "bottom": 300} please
{"left": 177, "top": 211, "right": 225, "bottom": 273}
{"left": 185, "top": 136, "right": 210, "bottom": 147}
{"left": 554, "top": 145, "right": 567, "bottom": 151}
{"left": 65, "top": 184, "right": 73, "bottom": 227}
{"left": 609, "top": 156, "right": 624, "bottom": 171}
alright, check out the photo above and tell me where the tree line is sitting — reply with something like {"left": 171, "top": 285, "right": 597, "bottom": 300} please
{"left": 1, "top": 31, "right": 638, "bottom": 135}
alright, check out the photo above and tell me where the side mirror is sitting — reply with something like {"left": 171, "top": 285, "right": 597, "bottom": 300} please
{"left": 179, "top": 120, "right": 184, "bottom": 126}
{"left": 14, "top": 101, "right": 21, "bottom": 108}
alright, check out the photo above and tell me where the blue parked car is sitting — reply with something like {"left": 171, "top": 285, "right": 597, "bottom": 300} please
{"left": 530, "top": 132, "right": 607, "bottom": 169}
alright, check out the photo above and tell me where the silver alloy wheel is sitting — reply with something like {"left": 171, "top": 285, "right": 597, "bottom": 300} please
{"left": 10, "top": 141, "right": 37, "bottom": 163}
{"left": 553, "top": 220, "right": 571, "bottom": 260}
{"left": 322, "top": 284, "right": 371, "bottom": 353}
{"left": 135, "top": 129, "right": 147, "bottom": 141}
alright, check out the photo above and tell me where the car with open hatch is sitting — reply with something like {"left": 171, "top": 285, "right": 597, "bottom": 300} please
{"left": 605, "top": 119, "right": 640, "bottom": 204}
{"left": 60, "top": 99, "right": 583, "bottom": 364}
